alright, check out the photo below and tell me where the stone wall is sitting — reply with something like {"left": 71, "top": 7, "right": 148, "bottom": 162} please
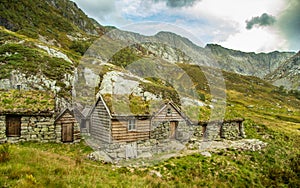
{"left": 88, "top": 119, "right": 246, "bottom": 162}
{"left": 95, "top": 138, "right": 185, "bottom": 162}
{"left": 0, "top": 116, "right": 6, "bottom": 143}
{"left": 177, "top": 121, "right": 199, "bottom": 141}
{"left": 8, "top": 116, "right": 56, "bottom": 143}
{"left": 150, "top": 121, "right": 170, "bottom": 140}
{"left": 150, "top": 121, "right": 194, "bottom": 142}
{"left": 73, "top": 122, "right": 81, "bottom": 143}
{"left": 0, "top": 115, "right": 81, "bottom": 143}
{"left": 202, "top": 120, "right": 246, "bottom": 141}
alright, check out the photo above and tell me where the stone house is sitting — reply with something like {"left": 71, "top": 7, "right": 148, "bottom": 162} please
{"left": 88, "top": 95, "right": 192, "bottom": 144}
{"left": 0, "top": 90, "right": 80, "bottom": 143}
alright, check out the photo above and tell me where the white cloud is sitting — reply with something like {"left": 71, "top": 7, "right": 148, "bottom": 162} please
{"left": 72, "top": 0, "right": 128, "bottom": 25}
{"left": 219, "top": 28, "right": 288, "bottom": 52}
{"left": 71, "top": 0, "right": 294, "bottom": 52}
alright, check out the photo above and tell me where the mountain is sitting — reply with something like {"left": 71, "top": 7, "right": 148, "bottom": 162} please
{"left": 265, "top": 52, "right": 300, "bottom": 91}
{"left": 205, "top": 44, "right": 295, "bottom": 78}
{"left": 105, "top": 29, "right": 295, "bottom": 79}
{"left": 0, "top": 0, "right": 299, "bottom": 125}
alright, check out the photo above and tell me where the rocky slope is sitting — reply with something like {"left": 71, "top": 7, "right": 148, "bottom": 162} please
{"left": 265, "top": 51, "right": 300, "bottom": 90}
{"left": 105, "top": 29, "right": 296, "bottom": 84}
{"left": 205, "top": 44, "right": 295, "bottom": 78}
{"left": 0, "top": 0, "right": 105, "bottom": 112}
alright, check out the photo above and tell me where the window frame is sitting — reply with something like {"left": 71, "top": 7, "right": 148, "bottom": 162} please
{"left": 128, "top": 119, "right": 136, "bottom": 131}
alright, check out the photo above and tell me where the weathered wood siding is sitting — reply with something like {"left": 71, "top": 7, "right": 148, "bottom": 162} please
{"left": 111, "top": 119, "right": 150, "bottom": 142}
{"left": 152, "top": 104, "right": 186, "bottom": 122}
{"left": 55, "top": 110, "right": 81, "bottom": 143}
{"left": 90, "top": 99, "right": 111, "bottom": 143}
{"left": 56, "top": 111, "right": 77, "bottom": 124}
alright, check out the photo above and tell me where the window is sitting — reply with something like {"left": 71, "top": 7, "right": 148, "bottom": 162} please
{"left": 6, "top": 116, "right": 21, "bottom": 137}
{"left": 128, "top": 119, "right": 136, "bottom": 131}
{"left": 166, "top": 108, "right": 172, "bottom": 116}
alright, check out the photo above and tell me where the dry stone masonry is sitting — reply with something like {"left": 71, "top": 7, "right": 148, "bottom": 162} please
{"left": 0, "top": 114, "right": 81, "bottom": 144}
{"left": 87, "top": 119, "right": 247, "bottom": 162}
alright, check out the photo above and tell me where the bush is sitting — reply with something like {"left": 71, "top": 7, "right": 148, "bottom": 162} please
{"left": 0, "top": 144, "right": 11, "bottom": 163}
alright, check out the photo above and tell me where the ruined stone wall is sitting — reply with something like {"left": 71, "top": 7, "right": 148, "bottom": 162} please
{"left": 203, "top": 120, "right": 246, "bottom": 141}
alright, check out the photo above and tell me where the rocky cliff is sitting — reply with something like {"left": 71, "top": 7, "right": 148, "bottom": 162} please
{"left": 105, "top": 29, "right": 296, "bottom": 82}
{"left": 265, "top": 52, "right": 300, "bottom": 90}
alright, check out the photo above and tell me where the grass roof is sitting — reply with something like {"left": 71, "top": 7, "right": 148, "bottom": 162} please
{"left": 0, "top": 90, "right": 55, "bottom": 115}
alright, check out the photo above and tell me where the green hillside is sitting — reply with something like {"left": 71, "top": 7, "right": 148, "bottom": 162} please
{"left": 0, "top": 0, "right": 104, "bottom": 47}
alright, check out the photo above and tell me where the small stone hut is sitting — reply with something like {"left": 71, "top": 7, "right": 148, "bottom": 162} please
{"left": 0, "top": 90, "right": 80, "bottom": 143}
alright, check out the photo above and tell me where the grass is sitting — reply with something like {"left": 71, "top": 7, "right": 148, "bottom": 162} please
{"left": 0, "top": 90, "right": 54, "bottom": 114}
{"left": 0, "top": 121, "right": 299, "bottom": 187}
{"left": 0, "top": 144, "right": 10, "bottom": 163}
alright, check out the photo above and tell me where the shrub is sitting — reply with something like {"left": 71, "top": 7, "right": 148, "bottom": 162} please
{"left": 0, "top": 144, "right": 11, "bottom": 163}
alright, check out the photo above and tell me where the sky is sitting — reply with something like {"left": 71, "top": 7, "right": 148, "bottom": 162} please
{"left": 72, "top": 0, "right": 299, "bottom": 53}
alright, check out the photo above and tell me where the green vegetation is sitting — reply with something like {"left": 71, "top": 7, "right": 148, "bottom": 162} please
{"left": 0, "top": 90, "right": 54, "bottom": 114}
{"left": 141, "top": 78, "right": 181, "bottom": 105}
{"left": 0, "top": 0, "right": 102, "bottom": 48}
{"left": 0, "top": 121, "right": 299, "bottom": 187}
{"left": 109, "top": 46, "right": 144, "bottom": 68}
{"left": 0, "top": 39, "right": 73, "bottom": 98}
{"left": 0, "top": 43, "right": 72, "bottom": 80}
{"left": 69, "top": 40, "right": 91, "bottom": 55}
{"left": 0, "top": 144, "right": 10, "bottom": 163}
{"left": 178, "top": 64, "right": 300, "bottom": 130}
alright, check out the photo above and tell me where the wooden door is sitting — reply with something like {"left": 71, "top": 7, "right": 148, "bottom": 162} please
{"left": 62, "top": 123, "right": 73, "bottom": 142}
{"left": 169, "top": 121, "right": 178, "bottom": 139}
{"left": 6, "top": 116, "right": 21, "bottom": 137}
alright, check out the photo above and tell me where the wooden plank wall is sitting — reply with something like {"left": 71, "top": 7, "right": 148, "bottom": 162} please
{"left": 90, "top": 100, "right": 111, "bottom": 143}
{"left": 152, "top": 104, "right": 185, "bottom": 122}
{"left": 111, "top": 119, "right": 150, "bottom": 142}
{"left": 56, "top": 111, "right": 77, "bottom": 124}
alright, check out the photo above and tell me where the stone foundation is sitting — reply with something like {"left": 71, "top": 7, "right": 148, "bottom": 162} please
{"left": 92, "top": 138, "right": 185, "bottom": 162}
{"left": 88, "top": 119, "right": 246, "bottom": 162}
